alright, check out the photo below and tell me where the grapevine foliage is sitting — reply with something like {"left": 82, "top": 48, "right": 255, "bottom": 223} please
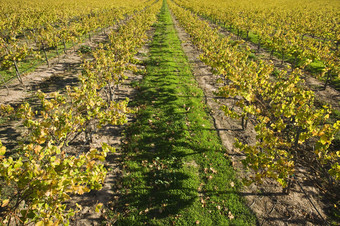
{"left": 0, "top": 0, "right": 161, "bottom": 224}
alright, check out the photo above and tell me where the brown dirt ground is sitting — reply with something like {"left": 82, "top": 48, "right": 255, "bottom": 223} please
{"left": 0, "top": 8, "right": 337, "bottom": 225}
{"left": 207, "top": 19, "right": 340, "bottom": 112}
{"left": 171, "top": 11, "right": 333, "bottom": 226}
{"left": 68, "top": 42, "right": 150, "bottom": 225}
{"left": 0, "top": 18, "right": 150, "bottom": 225}
{"left": 0, "top": 21, "right": 131, "bottom": 105}
{"left": 0, "top": 25, "right": 121, "bottom": 163}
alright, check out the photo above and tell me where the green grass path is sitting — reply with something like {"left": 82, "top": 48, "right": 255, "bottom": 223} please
{"left": 110, "top": 1, "right": 256, "bottom": 225}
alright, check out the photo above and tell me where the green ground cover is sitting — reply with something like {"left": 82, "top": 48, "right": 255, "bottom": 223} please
{"left": 107, "top": 1, "right": 257, "bottom": 225}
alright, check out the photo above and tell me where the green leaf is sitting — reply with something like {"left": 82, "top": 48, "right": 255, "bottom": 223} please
{"left": 102, "top": 142, "right": 115, "bottom": 153}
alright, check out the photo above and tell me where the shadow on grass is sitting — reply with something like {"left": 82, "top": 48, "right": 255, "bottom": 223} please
{"left": 112, "top": 2, "right": 258, "bottom": 225}
{"left": 115, "top": 52, "right": 199, "bottom": 224}
{"left": 112, "top": 6, "right": 204, "bottom": 224}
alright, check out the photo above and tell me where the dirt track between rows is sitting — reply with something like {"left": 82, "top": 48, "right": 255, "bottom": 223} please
{"left": 171, "top": 10, "right": 331, "bottom": 226}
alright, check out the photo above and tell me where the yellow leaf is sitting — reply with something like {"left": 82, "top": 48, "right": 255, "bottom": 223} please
{"left": 95, "top": 203, "right": 103, "bottom": 213}
{"left": 76, "top": 203, "right": 82, "bottom": 210}
{"left": 2, "top": 199, "right": 9, "bottom": 207}
{"left": 34, "top": 145, "right": 42, "bottom": 153}
{"left": 37, "top": 137, "right": 46, "bottom": 145}
{"left": 36, "top": 221, "right": 44, "bottom": 226}
{"left": 0, "top": 146, "right": 6, "bottom": 155}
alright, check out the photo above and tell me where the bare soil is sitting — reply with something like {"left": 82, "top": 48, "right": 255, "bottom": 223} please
{"left": 171, "top": 11, "right": 332, "bottom": 226}
{"left": 0, "top": 7, "right": 337, "bottom": 225}
{"left": 0, "top": 29, "right": 115, "bottom": 167}
{"left": 0, "top": 22, "right": 129, "bottom": 105}
{"left": 207, "top": 19, "right": 340, "bottom": 112}
{"left": 0, "top": 19, "right": 151, "bottom": 225}
{"left": 68, "top": 42, "right": 150, "bottom": 225}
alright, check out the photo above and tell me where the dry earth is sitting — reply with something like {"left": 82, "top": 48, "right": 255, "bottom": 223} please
{"left": 171, "top": 11, "right": 332, "bottom": 226}
{"left": 68, "top": 39, "right": 151, "bottom": 225}
{"left": 0, "top": 21, "right": 130, "bottom": 105}
{"left": 0, "top": 19, "right": 151, "bottom": 225}
{"left": 207, "top": 18, "right": 340, "bottom": 112}
{"left": 0, "top": 6, "right": 337, "bottom": 225}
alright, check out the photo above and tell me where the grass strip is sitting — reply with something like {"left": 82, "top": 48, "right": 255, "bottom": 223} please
{"left": 109, "top": 1, "right": 256, "bottom": 225}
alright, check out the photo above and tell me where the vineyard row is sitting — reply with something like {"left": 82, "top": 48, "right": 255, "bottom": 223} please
{"left": 0, "top": 0, "right": 161, "bottom": 224}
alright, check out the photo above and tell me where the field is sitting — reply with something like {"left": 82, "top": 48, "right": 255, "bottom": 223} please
{"left": 0, "top": 0, "right": 339, "bottom": 224}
